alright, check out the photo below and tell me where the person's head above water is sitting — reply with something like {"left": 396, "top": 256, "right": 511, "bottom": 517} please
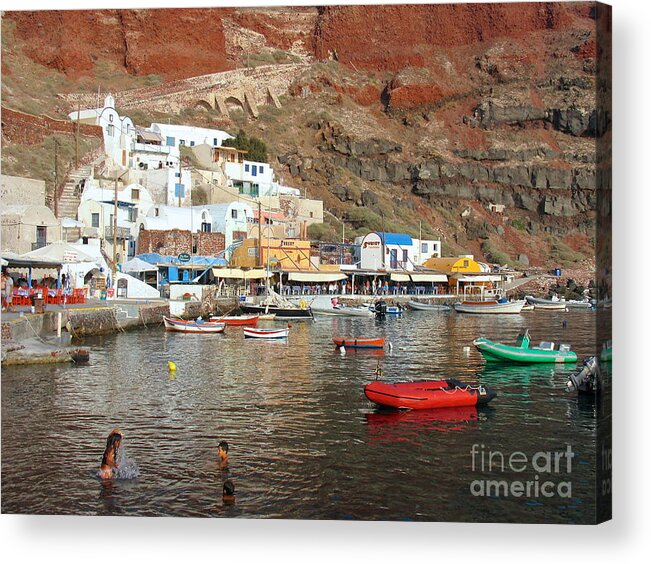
{"left": 222, "top": 479, "right": 235, "bottom": 504}
{"left": 99, "top": 429, "right": 123, "bottom": 479}
{"left": 217, "top": 441, "right": 229, "bottom": 461}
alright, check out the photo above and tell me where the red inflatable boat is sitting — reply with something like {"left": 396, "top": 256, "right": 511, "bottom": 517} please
{"left": 364, "top": 379, "right": 496, "bottom": 410}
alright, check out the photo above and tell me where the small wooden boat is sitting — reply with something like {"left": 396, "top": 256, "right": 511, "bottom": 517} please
{"left": 454, "top": 299, "right": 525, "bottom": 314}
{"left": 473, "top": 330, "right": 577, "bottom": 363}
{"left": 533, "top": 302, "right": 567, "bottom": 311}
{"left": 408, "top": 300, "right": 451, "bottom": 312}
{"left": 333, "top": 337, "right": 385, "bottom": 349}
{"left": 243, "top": 327, "right": 289, "bottom": 339}
{"left": 210, "top": 314, "right": 259, "bottom": 326}
{"left": 364, "top": 379, "right": 497, "bottom": 410}
{"left": 163, "top": 316, "right": 225, "bottom": 334}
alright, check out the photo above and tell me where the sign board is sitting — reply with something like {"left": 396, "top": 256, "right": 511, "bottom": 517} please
{"left": 178, "top": 253, "right": 191, "bottom": 263}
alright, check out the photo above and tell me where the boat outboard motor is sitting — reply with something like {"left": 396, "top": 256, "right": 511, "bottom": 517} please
{"left": 374, "top": 299, "right": 387, "bottom": 318}
{"left": 566, "top": 356, "right": 599, "bottom": 394}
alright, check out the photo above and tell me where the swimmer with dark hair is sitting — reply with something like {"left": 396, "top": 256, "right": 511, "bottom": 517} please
{"left": 99, "top": 429, "right": 123, "bottom": 479}
{"left": 223, "top": 479, "right": 235, "bottom": 505}
{"left": 217, "top": 441, "right": 229, "bottom": 468}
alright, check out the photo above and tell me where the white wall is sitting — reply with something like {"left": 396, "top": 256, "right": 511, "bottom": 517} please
{"left": 151, "top": 123, "right": 232, "bottom": 152}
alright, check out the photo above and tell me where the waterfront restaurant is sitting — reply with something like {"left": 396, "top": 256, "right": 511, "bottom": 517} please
{"left": 354, "top": 232, "right": 441, "bottom": 271}
{"left": 423, "top": 255, "right": 503, "bottom": 297}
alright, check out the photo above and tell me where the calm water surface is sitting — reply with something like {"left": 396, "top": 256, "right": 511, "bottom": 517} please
{"left": 1, "top": 310, "right": 603, "bottom": 522}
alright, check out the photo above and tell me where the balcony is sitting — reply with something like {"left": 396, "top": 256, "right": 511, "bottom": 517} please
{"left": 31, "top": 241, "right": 47, "bottom": 251}
{"left": 132, "top": 142, "right": 172, "bottom": 155}
{"left": 104, "top": 226, "right": 132, "bottom": 240}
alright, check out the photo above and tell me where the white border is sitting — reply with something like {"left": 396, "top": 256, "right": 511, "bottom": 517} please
{"left": 1, "top": 1, "right": 649, "bottom": 562}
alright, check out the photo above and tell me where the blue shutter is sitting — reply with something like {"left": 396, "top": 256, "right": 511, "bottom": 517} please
{"left": 252, "top": 165, "right": 257, "bottom": 176}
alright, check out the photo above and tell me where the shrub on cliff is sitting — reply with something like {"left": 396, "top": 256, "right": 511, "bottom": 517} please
{"left": 222, "top": 129, "right": 268, "bottom": 163}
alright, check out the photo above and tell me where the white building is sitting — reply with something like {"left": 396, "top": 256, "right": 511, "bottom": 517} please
{"left": 354, "top": 232, "right": 441, "bottom": 271}
{"left": 1, "top": 205, "right": 62, "bottom": 255}
{"left": 150, "top": 123, "right": 233, "bottom": 154}
{"left": 141, "top": 205, "right": 215, "bottom": 233}
{"left": 68, "top": 94, "right": 135, "bottom": 168}
{"left": 204, "top": 202, "right": 254, "bottom": 255}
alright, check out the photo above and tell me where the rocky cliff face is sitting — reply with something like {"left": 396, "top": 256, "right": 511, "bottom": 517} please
{"left": 2, "top": 3, "right": 607, "bottom": 268}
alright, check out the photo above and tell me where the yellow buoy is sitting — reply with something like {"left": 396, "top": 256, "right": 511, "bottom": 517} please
{"left": 168, "top": 361, "right": 177, "bottom": 372}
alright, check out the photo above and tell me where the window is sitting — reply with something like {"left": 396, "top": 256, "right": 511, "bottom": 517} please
{"left": 252, "top": 165, "right": 258, "bottom": 177}
{"left": 175, "top": 172, "right": 181, "bottom": 178}
{"left": 231, "top": 209, "right": 238, "bottom": 219}
{"left": 128, "top": 208, "right": 137, "bottom": 222}
{"left": 190, "top": 141, "right": 195, "bottom": 147}
{"left": 245, "top": 164, "right": 250, "bottom": 173}
{"left": 166, "top": 136, "right": 175, "bottom": 146}
{"left": 179, "top": 139, "right": 186, "bottom": 146}
{"left": 309, "top": 212, "right": 314, "bottom": 218}
{"left": 213, "top": 138, "right": 218, "bottom": 146}
{"left": 201, "top": 222, "right": 211, "bottom": 233}
{"left": 91, "top": 213, "right": 100, "bottom": 228}
{"left": 174, "top": 183, "right": 185, "bottom": 198}
{"left": 259, "top": 166, "right": 264, "bottom": 174}
{"left": 402, "top": 250, "right": 408, "bottom": 263}
{"left": 421, "top": 242, "right": 428, "bottom": 253}
{"left": 107, "top": 124, "right": 115, "bottom": 137}
{"left": 463, "top": 259, "right": 469, "bottom": 268}
{"left": 131, "top": 189, "right": 140, "bottom": 201}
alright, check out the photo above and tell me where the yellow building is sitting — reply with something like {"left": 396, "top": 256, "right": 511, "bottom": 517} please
{"left": 230, "top": 238, "right": 316, "bottom": 270}
{"left": 422, "top": 255, "right": 484, "bottom": 274}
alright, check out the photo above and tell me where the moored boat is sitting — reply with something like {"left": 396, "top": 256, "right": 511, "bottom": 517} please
{"left": 533, "top": 302, "right": 567, "bottom": 311}
{"left": 240, "top": 289, "right": 313, "bottom": 320}
{"left": 364, "top": 379, "right": 497, "bottom": 410}
{"left": 454, "top": 299, "right": 525, "bottom": 314}
{"left": 473, "top": 329, "right": 577, "bottom": 363}
{"left": 210, "top": 314, "right": 259, "bottom": 326}
{"left": 333, "top": 337, "right": 385, "bottom": 349}
{"left": 312, "top": 304, "right": 374, "bottom": 317}
{"left": 407, "top": 300, "right": 452, "bottom": 312}
{"left": 163, "top": 316, "right": 226, "bottom": 334}
{"left": 243, "top": 327, "right": 289, "bottom": 339}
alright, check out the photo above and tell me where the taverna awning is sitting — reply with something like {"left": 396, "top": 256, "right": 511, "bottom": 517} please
{"left": 451, "top": 274, "right": 503, "bottom": 282}
{"left": 212, "top": 268, "right": 269, "bottom": 280}
{"left": 390, "top": 272, "right": 448, "bottom": 283}
{"left": 287, "top": 271, "right": 347, "bottom": 283}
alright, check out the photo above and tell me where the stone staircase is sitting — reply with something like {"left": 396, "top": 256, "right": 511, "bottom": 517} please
{"left": 56, "top": 164, "right": 93, "bottom": 242}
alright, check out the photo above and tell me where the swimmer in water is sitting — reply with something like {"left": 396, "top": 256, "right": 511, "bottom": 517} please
{"left": 222, "top": 479, "right": 235, "bottom": 505}
{"left": 99, "top": 429, "right": 123, "bottom": 479}
{"left": 217, "top": 440, "right": 229, "bottom": 469}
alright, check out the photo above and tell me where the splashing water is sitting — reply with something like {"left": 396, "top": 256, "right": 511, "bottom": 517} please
{"left": 113, "top": 444, "right": 139, "bottom": 480}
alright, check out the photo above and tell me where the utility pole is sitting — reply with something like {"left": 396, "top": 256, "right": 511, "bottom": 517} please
{"left": 53, "top": 138, "right": 59, "bottom": 215}
{"left": 178, "top": 156, "right": 182, "bottom": 208}
{"left": 257, "top": 201, "right": 262, "bottom": 268}
{"left": 113, "top": 173, "right": 118, "bottom": 278}
{"left": 75, "top": 102, "right": 80, "bottom": 168}
{"left": 381, "top": 213, "right": 386, "bottom": 269}
{"left": 418, "top": 220, "right": 422, "bottom": 265}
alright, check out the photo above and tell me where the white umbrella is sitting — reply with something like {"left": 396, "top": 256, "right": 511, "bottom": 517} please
{"left": 21, "top": 241, "right": 95, "bottom": 263}
{"left": 121, "top": 257, "right": 157, "bottom": 273}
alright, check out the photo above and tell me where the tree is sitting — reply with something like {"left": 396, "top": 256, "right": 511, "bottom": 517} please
{"left": 222, "top": 129, "right": 268, "bottom": 163}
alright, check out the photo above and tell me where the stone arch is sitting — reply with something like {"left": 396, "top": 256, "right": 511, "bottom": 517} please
{"left": 194, "top": 99, "right": 213, "bottom": 111}
{"left": 224, "top": 96, "right": 247, "bottom": 114}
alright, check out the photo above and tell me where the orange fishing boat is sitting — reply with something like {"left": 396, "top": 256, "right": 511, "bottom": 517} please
{"left": 210, "top": 314, "right": 259, "bottom": 327}
{"left": 333, "top": 337, "right": 385, "bottom": 349}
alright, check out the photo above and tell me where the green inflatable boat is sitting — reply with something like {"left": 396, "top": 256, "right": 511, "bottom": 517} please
{"left": 473, "top": 330, "right": 578, "bottom": 364}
